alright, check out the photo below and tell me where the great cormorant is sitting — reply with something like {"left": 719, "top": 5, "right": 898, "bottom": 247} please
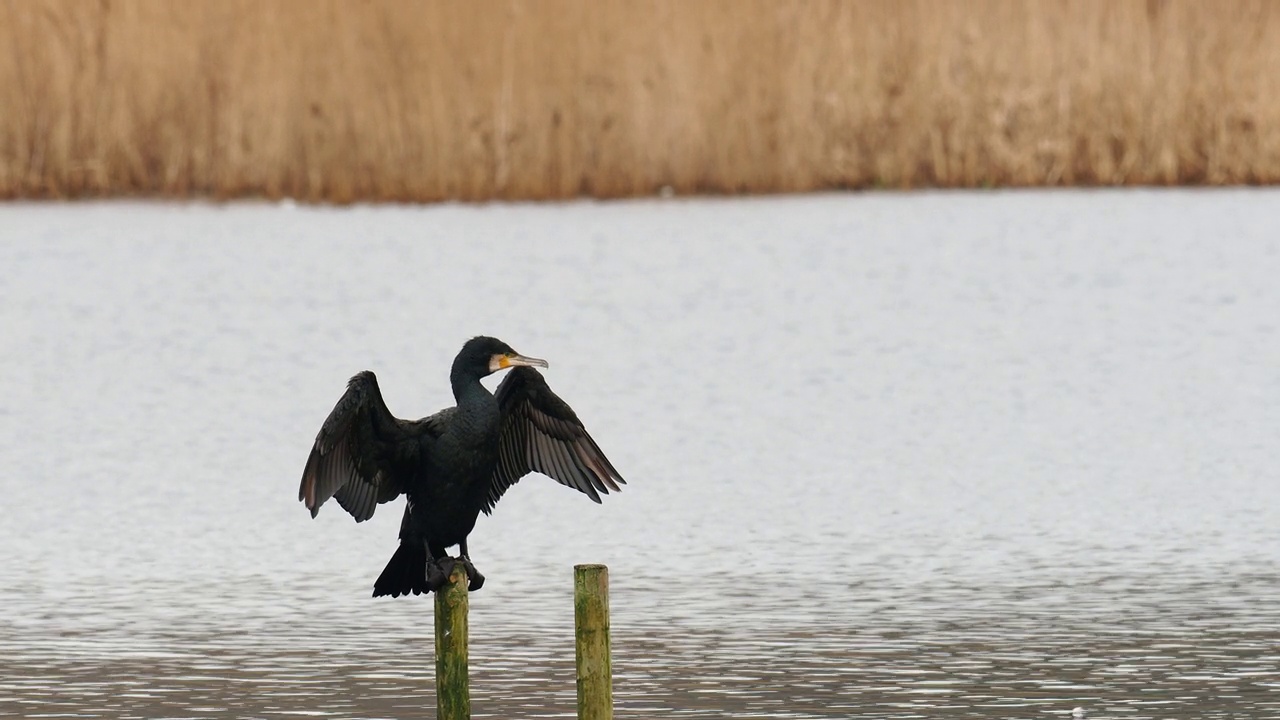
{"left": 298, "top": 336, "right": 625, "bottom": 596}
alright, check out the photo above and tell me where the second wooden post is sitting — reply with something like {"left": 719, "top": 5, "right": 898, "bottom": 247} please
{"left": 574, "top": 564, "right": 613, "bottom": 720}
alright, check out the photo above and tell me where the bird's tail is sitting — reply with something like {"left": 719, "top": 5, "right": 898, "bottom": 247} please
{"left": 372, "top": 542, "right": 430, "bottom": 598}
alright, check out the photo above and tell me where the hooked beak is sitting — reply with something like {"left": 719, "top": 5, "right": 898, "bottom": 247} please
{"left": 493, "top": 353, "right": 549, "bottom": 372}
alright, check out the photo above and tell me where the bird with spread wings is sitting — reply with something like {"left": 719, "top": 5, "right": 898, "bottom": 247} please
{"left": 299, "top": 336, "right": 625, "bottom": 596}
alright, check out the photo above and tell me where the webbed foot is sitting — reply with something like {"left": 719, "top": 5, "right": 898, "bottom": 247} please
{"left": 425, "top": 557, "right": 450, "bottom": 592}
{"left": 459, "top": 555, "right": 485, "bottom": 591}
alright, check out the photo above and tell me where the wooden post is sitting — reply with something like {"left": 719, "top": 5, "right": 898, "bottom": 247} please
{"left": 574, "top": 564, "right": 613, "bottom": 720}
{"left": 434, "top": 563, "right": 470, "bottom": 720}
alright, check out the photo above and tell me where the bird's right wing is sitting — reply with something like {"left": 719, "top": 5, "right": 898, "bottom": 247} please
{"left": 483, "top": 366, "right": 625, "bottom": 514}
{"left": 298, "top": 371, "right": 412, "bottom": 522}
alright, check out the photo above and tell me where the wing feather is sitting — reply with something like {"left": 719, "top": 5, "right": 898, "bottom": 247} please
{"left": 573, "top": 450, "right": 610, "bottom": 494}
{"left": 483, "top": 366, "right": 625, "bottom": 514}
{"left": 575, "top": 437, "right": 623, "bottom": 492}
{"left": 547, "top": 433, "right": 597, "bottom": 500}
{"left": 298, "top": 371, "right": 413, "bottom": 522}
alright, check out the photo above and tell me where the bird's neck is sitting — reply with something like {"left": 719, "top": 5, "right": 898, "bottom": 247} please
{"left": 450, "top": 371, "right": 491, "bottom": 404}
{"left": 450, "top": 373, "right": 500, "bottom": 443}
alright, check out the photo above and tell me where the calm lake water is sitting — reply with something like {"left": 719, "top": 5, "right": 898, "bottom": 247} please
{"left": 1, "top": 191, "right": 1278, "bottom": 718}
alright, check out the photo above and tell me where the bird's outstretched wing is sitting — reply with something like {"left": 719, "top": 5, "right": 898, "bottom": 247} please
{"left": 299, "top": 371, "right": 414, "bottom": 522}
{"left": 485, "top": 366, "right": 625, "bottom": 513}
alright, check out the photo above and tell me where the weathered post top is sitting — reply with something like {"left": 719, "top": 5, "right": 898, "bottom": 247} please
{"left": 574, "top": 563, "right": 612, "bottom": 720}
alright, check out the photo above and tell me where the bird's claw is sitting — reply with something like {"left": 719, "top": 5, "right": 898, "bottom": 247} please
{"left": 427, "top": 556, "right": 485, "bottom": 592}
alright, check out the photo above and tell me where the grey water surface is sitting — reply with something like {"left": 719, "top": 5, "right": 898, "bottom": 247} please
{"left": 1, "top": 191, "right": 1278, "bottom": 718}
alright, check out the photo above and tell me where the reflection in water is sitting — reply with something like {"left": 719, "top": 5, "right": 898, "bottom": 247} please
{"left": 1, "top": 192, "right": 1278, "bottom": 717}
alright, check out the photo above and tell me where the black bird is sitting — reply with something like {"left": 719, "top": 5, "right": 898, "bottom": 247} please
{"left": 299, "top": 336, "right": 625, "bottom": 596}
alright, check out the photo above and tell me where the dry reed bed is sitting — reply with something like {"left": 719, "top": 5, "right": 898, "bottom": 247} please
{"left": 1, "top": 1, "right": 1278, "bottom": 201}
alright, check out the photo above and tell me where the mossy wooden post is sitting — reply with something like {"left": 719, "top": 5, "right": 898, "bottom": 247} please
{"left": 434, "top": 563, "right": 470, "bottom": 720}
{"left": 574, "top": 564, "right": 612, "bottom": 720}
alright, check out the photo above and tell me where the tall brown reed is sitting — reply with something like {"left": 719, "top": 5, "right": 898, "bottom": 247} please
{"left": 2, "top": 1, "right": 1278, "bottom": 201}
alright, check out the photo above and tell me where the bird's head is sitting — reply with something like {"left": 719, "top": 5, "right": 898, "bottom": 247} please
{"left": 454, "top": 336, "right": 548, "bottom": 379}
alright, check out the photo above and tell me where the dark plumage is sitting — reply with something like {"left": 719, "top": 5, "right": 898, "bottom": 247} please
{"left": 298, "top": 336, "right": 625, "bottom": 596}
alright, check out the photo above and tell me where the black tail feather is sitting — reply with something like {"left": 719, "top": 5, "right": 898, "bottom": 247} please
{"left": 373, "top": 542, "right": 430, "bottom": 598}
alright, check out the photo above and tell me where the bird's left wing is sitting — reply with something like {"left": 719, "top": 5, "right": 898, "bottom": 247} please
{"left": 484, "top": 366, "right": 625, "bottom": 514}
{"left": 298, "top": 371, "right": 413, "bottom": 522}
